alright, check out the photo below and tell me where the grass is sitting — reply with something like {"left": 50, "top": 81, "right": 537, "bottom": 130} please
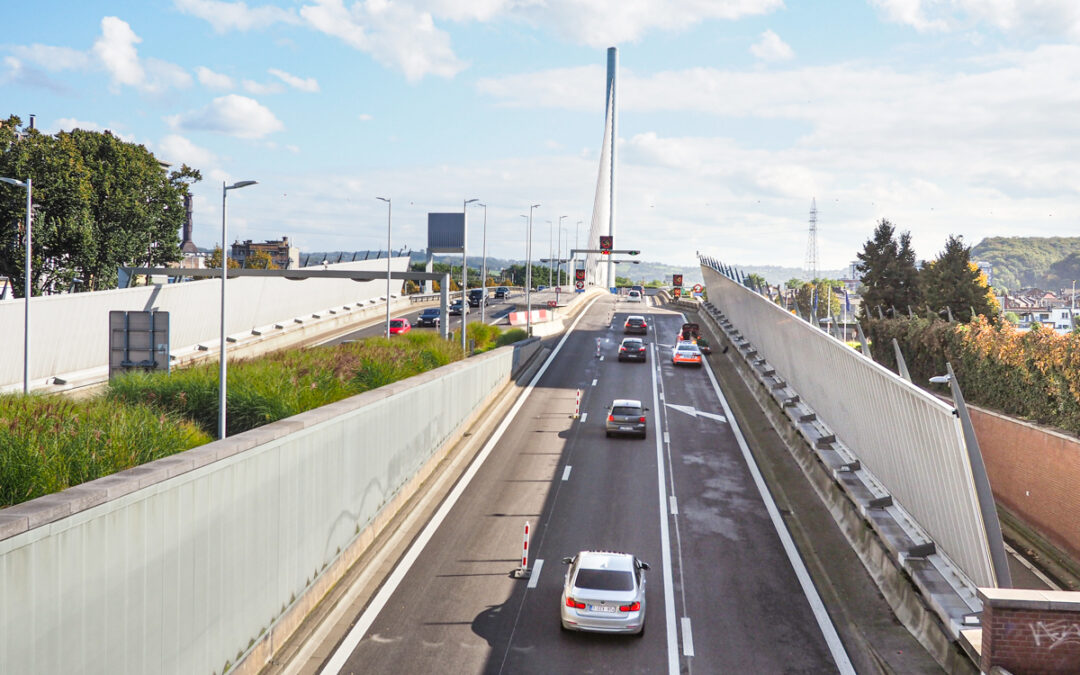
{"left": 0, "top": 325, "right": 526, "bottom": 508}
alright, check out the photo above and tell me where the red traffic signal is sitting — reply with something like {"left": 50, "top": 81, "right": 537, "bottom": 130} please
{"left": 673, "top": 274, "right": 683, "bottom": 287}
{"left": 575, "top": 268, "right": 585, "bottom": 281}
{"left": 599, "top": 235, "right": 613, "bottom": 252}
{"left": 673, "top": 287, "right": 682, "bottom": 298}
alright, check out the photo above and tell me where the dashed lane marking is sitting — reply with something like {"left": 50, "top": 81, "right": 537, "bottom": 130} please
{"left": 527, "top": 559, "right": 543, "bottom": 589}
{"left": 670, "top": 495, "right": 678, "bottom": 515}
{"left": 562, "top": 465, "right": 572, "bottom": 481}
{"left": 681, "top": 617, "right": 695, "bottom": 657}
{"left": 580, "top": 413, "right": 588, "bottom": 423}
{"left": 591, "top": 378, "right": 597, "bottom": 386}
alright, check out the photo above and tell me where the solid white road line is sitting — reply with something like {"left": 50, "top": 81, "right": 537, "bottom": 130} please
{"left": 580, "top": 412, "right": 588, "bottom": 423}
{"left": 321, "top": 296, "right": 602, "bottom": 675}
{"left": 702, "top": 357, "right": 856, "bottom": 674}
{"left": 681, "top": 617, "right": 695, "bottom": 657}
{"left": 527, "top": 559, "right": 543, "bottom": 589}
{"left": 650, "top": 342, "right": 680, "bottom": 675}
{"left": 562, "top": 465, "right": 572, "bottom": 481}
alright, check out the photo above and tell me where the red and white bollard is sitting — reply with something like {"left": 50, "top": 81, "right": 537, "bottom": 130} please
{"left": 574, "top": 389, "right": 581, "bottom": 418}
{"left": 517, "top": 521, "right": 532, "bottom": 578}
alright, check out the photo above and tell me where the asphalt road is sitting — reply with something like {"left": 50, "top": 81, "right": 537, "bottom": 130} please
{"left": 319, "top": 294, "right": 852, "bottom": 674}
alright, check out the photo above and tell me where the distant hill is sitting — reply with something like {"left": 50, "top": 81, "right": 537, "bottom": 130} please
{"left": 970, "top": 237, "right": 1080, "bottom": 292}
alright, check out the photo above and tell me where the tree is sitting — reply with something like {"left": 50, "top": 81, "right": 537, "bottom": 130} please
{"left": 206, "top": 246, "right": 240, "bottom": 269}
{"left": 744, "top": 273, "right": 767, "bottom": 292}
{"left": 0, "top": 115, "right": 201, "bottom": 294}
{"left": 245, "top": 250, "right": 278, "bottom": 269}
{"left": 921, "top": 234, "right": 999, "bottom": 322}
{"left": 855, "top": 219, "right": 922, "bottom": 321}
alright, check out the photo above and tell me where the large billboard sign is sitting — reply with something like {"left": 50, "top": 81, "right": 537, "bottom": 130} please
{"left": 428, "top": 213, "right": 465, "bottom": 252}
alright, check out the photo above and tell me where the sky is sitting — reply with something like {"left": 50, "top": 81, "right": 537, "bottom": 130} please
{"left": 3, "top": 0, "right": 1080, "bottom": 275}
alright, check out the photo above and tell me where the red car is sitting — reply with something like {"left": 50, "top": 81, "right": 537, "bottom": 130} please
{"left": 389, "top": 318, "right": 411, "bottom": 335}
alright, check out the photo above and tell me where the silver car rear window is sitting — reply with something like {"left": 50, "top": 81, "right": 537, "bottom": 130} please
{"left": 575, "top": 569, "right": 635, "bottom": 591}
{"left": 612, "top": 406, "right": 641, "bottom": 416}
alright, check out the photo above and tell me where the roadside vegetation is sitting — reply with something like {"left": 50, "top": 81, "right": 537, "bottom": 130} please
{"left": 1, "top": 327, "right": 529, "bottom": 508}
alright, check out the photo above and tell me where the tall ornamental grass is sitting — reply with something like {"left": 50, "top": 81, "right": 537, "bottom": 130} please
{"left": 0, "top": 394, "right": 210, "bottom": 506}
{"left": 107, "top": 331, "right": 462, "bottom": 437}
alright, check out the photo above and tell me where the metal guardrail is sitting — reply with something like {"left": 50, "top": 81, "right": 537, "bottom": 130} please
{"left": 698, "top": 260, "right": 1000, "bottom": 589}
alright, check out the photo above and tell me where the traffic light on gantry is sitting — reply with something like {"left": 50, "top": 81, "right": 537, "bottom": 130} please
{"left": 575, "top": 268, "right": 585, "bottom": 282}
{"left": 673, "top": 274, "right": 683, "bottom": 287}
{"left": 599, "top": 235, "right": 613, "bottom": 254}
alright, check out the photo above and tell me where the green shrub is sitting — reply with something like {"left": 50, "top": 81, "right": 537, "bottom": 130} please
{"left": 495, "top": 328, "right": 529, "bottom": 347}
{"left": 0, "top": 394, "right": 210, "bottom": 506}
{"left": 466, "top": 322, "right": 501, "bottom": 351}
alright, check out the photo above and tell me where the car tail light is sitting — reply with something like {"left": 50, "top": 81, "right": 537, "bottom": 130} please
{"left": 566, "top": 597, "right": 586, "bottom": 609}
{"left": 608, "top": 414, "right": 615, "bottom": 422}
{"left": 619, "top": 346, "right": 626, "bottom": 352}
{"left": 639, "top": 416, "right": 646, "bottom": 423}
{"left": 639, "top": 346, "right": 646, "bottom": 351}
{"left": 619, "top": 601, "right": 641, "bottom": 612}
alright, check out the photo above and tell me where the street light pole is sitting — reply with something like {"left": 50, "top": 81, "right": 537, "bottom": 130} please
{"left": 1, "top": 176, "right": 32, "bottom": 394}
{"left": 557, "top": 215, "right": 567, "bottom": 287}
{"left": 547, "top": 220, "right": 554, "bottom": 288}
{"left": 463, "top": 198, "right": 479, "bottom": 354}
{"left": 477, "top": 203, "right": 489, "bottom": 323}
{"left": 525, "top": 204, "right": 539, "bottom": 335}
{"left": 220, "top": 179, "right": 257, "bottom": 439}
{"left": 377, "top": 197, "right": 391, "bottom": 338}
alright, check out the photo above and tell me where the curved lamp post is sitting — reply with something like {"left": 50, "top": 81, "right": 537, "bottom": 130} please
{"left": 477, "top": 202, "right": 488, "bottom": 324}
{"left": 463, "top": 198, "right": 479, "bottom": 353}
{"left": 1, "top": 176, "right": 32, "bottom": 394}
{"left": 220, "top": 179, "right": 257, "bottom": 439}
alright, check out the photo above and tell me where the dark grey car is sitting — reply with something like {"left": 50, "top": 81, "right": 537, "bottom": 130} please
{"left": 605, "top": 399, "right": 648, "bottom": 438}
{"left": 417, "top": 308, "right": 441, "bottom": 327}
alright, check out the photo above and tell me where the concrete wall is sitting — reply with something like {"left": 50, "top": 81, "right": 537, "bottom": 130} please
{"left": 969, "top": 405, "right": 1080, "bottom": 563}
{"left": 0, "top": 257, "right": 410, "bottom": 391}
{"left": 0, "top": 344, "right": 516, "bottom": 675}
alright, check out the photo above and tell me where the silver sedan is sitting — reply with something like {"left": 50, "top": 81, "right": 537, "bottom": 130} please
{"left": 560, "top": 551, "right": 649, "bottom": 635}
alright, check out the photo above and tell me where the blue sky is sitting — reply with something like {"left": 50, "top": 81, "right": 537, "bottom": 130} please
{"left": 4, "top": 0, "right": 1080, "bottom": 274}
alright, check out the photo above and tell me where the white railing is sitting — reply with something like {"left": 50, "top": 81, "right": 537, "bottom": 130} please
{"left": 700, "top": 263, "right": 998, "bottom": 588}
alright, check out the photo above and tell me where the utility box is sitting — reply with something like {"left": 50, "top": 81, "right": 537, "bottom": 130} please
{"left": 109, "top": 310, "right": 171, "bottom": 378}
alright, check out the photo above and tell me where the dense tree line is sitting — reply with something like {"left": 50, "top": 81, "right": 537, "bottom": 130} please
{"left": 970, "top": 236, "right": 1080, "bottom": 293}
{"left": 0, "top": 115, "right": 200, "bottom": 295}
{"left": 856, "top": 220, "right": 997, "bottom": 323}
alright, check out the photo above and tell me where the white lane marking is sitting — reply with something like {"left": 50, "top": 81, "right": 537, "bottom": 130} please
{"left": 702, "top": 356, "right": 856, "bottom": 674}
{"left": 650, "top": 342, "right": 680, "bottom": 675}
{"left": 580, "top": 412, "right": 588, "bottom": 423}
{"left": 591, "top": 378, "right": 597, "bottom": 386}
{"left": 599, "top": 355, "right": 604, "bottom": 361}
{"left": 562, "top": 465, "right": 572, "bottom": 481}
{"left": 665, "top": 403, "right": 727, "bottom": 423}
{"left": 669, "top": 495, "right": 678, "bottom": 515}
{"left": 527, "top": 559, "right": 543, "bottom": 589}
{"left": 663, "top": 431, "right": 670, "bottom": 444}
{"left": 659, "top": 391, "right": 665, "bottom": 400}
{"left": 321, "top": 295, "right": 603, "bottom": 675}
{"left": 681, "top": 617, "right": 695, "bottom": 657}
{"left": 1004, "top": 542, "right": 1061, "bottom": 590}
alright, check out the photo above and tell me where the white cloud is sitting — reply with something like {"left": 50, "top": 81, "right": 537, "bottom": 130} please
{"left": 197, "top": 65, "right": 234, "bottom": 89}
{"left": 870, "top": 0, "right": 1080, "bottom": 39}
{"left": 92, "top": 17, "right": 192, "bottom": 92}
{"left": 168, "top": 94, "right": 285, "bottom": 138}
{"left": 9, "top": 44, "right": 90, "bottom": 71}
{"left": 268, "top": 67, "right": 319, "bottom": 92}
{"left": 173, "top": 0, "right": 301, "bottom": 32}
{"left": 156, "top": 134, "right": 219, "bottom": 167}
{"left": 750, "top": 29, "right": 794, "bottom": 62}
{"left": 300, "top": 0, "right": 465, "bottom": 81}
{"left": 242, "top": 79, "right": 284, "bottom": 94}
{"left": 358, "top": 113, "right": 373, "bottom": 121}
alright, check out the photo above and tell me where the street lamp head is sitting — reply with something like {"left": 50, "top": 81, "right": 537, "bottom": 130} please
{"left": 376, "top": 196, "right": 390, "bottom": 203}
{"left": 531, "top": 203, "right": 540, "bottom": 209}
{"left": 929, "top": 375, "right": 951, "bottom": 384}
{"left": 465, "top": 198, "right": 479, "bottom": 205}
{"left": 0, "top": 177, "right": 28, "bottom": 189}
{"left": 226, "top": 180, "right": 257, "bottom": 190}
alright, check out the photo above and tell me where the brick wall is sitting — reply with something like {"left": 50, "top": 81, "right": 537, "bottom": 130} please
{"left": 980, "top": 588, "right": 1080, "bottom": 673}
{"left": 968, "top": 405, "right": 1080, "bottom": 562}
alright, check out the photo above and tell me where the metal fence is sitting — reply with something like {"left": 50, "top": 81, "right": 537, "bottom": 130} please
{"left": 699, "top": 262, "right": 998, "bottom": 588}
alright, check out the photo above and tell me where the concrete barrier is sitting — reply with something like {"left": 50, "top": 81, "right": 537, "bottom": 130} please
{"left": 0, "top": 339, "right": 536, "bottom": 675}
{"left": 0, "top": 257, "right": 411, "bottom": 393}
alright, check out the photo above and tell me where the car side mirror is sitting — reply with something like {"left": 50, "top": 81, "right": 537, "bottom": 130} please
{"left": 643, "top": 407, "right": 650, "bottom": 412}
{"left": 637, "top": 560, "right": 650, "bottom": 570}
{"left": 562, "top": 556, "right": 574, "bottom": 565}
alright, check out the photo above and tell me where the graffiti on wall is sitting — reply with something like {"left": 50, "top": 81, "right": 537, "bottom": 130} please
{"left": 1031, "top": 621, "right": 1080, "bottom": 650}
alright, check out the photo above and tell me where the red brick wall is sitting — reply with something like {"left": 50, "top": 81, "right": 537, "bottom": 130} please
{"left": 969, "top": 406, "right": 1080, "bottom": 562}
{"left": 981, "top": 591, "right": 1080, "bottom": 674}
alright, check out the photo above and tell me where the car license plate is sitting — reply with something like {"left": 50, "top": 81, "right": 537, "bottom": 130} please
{"left": 619, "top": 426, "right": 632, "bottom": 431}
{"left": 589, "top": 604, "right": 617, "bottom": 613}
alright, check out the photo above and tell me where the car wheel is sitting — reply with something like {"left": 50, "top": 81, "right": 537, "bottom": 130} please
{"left": 639, "top": 432, "right": 647, "bottom": 439}
{"left": 605, "top": 431, "right": 612, "bottom": 438}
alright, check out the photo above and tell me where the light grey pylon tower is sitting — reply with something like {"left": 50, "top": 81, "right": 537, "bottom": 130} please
{"left": 605, "top": 47, "right": 618, "bottom": 291}
{"left": 804, "top": 197, "right": 818, "bottom": 281}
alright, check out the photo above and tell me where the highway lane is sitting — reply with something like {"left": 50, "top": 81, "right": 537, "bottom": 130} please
{"left": 316, "top": 292, "right": 850, "bottom": 674}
